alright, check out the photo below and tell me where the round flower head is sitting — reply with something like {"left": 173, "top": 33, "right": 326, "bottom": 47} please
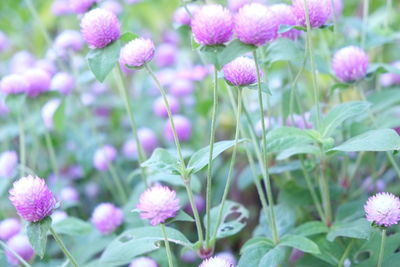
{"left": 93, "top": 145, "right": 117, "bottom": 171}
{"left": 129, "top": 256, "right": 158, "bottom": 267}
{"left": 35, "top": 59, "right": 57, "bottom": 76}
{"left": 122, "top": 128, "right": 159, "bottom": 158}
{"left": 80, "top": 8, "right": 121, "bottom": 49}
{"left": 191, "top": 5, "right": 234, "bottom": 46}
{"left": 0, "top": 74, "right": 28, "bottom": 95}
{"left": 223, "top": 56, "right": 258, "bottom": 86}
{"left": 0, "top": 150, "right": 18, "bottom": 178}
{"left": 51, "top": 0, "right": 71, "bottom": 15}
{"left": 9, "top": 175, "right": 57, "bottom": 222}
{"left": 199, "top": 256, "right": 234, "bottom": 267}
{"left": 41, "top": 99, "right": 61, "bottom": 130}
{"left": 185, "top": 195, "right": 205, "bottom": 215}
{"left": 91, "top": 203, "right": 123, "bottom": 234}
{"left": 270, "top": 4, "right": 302, "bottom": 40}
{"left": 51, "top": 72, "right": 75, "bottom": 95}
{"left": 164, "top": 115, "right": 192, "bottom": 142}
{"left": 332, "top": 46, "right": 369, "bottom": 83}
{"left": 10, "top": 51, "right": 35, "bottom": 74}
{"left": 119, "top": 38, "right": 155, "bottom": 68}
{"left": 216, "top": 251, "right": 236, "bottom": 266}
{"left": 170, "top": 79, "right": 194, "bottom": 97}
{"left": 24, "top": 68, "right": 51, "bottom": 97}
{"left": 286, "top": 112, "right": 313, "bottom": 129}
{"left": 155, "top": 43, "right": 176, "bottom": 68}
{"left": 153, "top": 95, "right": 180, "bottom": 118}
{"left": 292, "top": 0, "right": 331, "bottom": 28}
{"left": 0, "top": 218, "right": 21, "bottom": 241}
{"left": 136, "top": 185, "right": 180, "bottom": 226}
{"left": 364, "top": 192, "right": 400, "bottom": 227}
{"left": 60, "top": 186, "right": 79, "bottom": 204}
{"left": 379, "top": 61, "right": 400, "bottom": 87}
{"left": 54, "top": 30, "right": 84, "bottom": 52}
{"left": 173, "top": 4, "right": 199, "bottom": 26}
{"left": 101, "top": 0, "right": 123, "bottom": 15}
{"left": 5, "top": 234, "right": 34, "bottom": 266}
{"left": 70, "top": 0, "right": 97, "bottom": 14}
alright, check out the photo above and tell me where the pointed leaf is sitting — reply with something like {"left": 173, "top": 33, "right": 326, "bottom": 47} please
{"left": 218, "top": 39, "right": 256, "bottom": 67}
{"left": 27, "top": 217, "right": 52, "bottom": 258}
{"left": 279, "top": 234, "right": 320, "bottom": 254}
{"left": 52, "top": 217, "right": 93, "bottom": 236}
{"left": 87, "top": 40, "right": 120, "bottom": 82}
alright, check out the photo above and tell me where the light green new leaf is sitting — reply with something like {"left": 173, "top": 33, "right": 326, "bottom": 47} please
{"left": 27, "top": 216, "right": 52, "bottom": 258}
{"left": 279, "top": 234, "right": 320, "bottom": 254}
{"left": 87, "top": 40, "right": 120, "bottom": 82}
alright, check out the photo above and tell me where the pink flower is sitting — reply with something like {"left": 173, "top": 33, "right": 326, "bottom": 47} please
{"left": 136, "top": 185, "right": 180, "bottom": 226}
{"left": 51, "top": 0, "right": 71, "bottom": 15}
{"left": 170, "top": 79, "right": 194, "bottom": 97}
{"left": 93, "top": 145, "right": 117, "bottom": 171}
{"left": 153, "top": 95, "right": 180, "bottom": 118}
{"left": 119, "top": 38, "right": 155, "bottom": 68}
{"left": 54, "top": 30, "right": 83, "bottom": 52}
{"left": 24, "top": 68, "right": 51, "bottom": 97}
{"left": 332, "top": 46, "right": 369, "bottom": 83}
{"left": 5, "top": 234, "right": 34, "bottom": 266}
{"left": 51, "top": 72, "right": 75, "bottom": 95}
{"left": 379, "top": 61, "right": 400, "bottom": 87}
{"left": 60, "top": 186, "right": 80, "bottom": 204}
{"left": 0, "top": 150, "right": 18, "bottom": 178}
{"left": 173, "top": 5, "right": 199, "bottom": 26}
{"left": 91, "top": 203, "right": 124, "bottom": 234}
{"left": 122, "top": 128, "right": 159, "bottom": 158}
{"left": 0, "top": 74, "right": 28, "bottom": 95}
{"left": 9, "top": 176, "right": 57, "bottom": 222}
{"left": 199, "top": 256, "right": 234, "bottom": 267}
{"left": 223, "top": 56, "right": 258, "bottom": 86}
{"left": 129, "top": 257, "right": 158, "bottom": 267}
{"left": 100, "top": 0, "right": 123, "bottom": 15}
{"left": 191, "top": 5, "right": 234, "bottom": 46}
{"left": 80, "top": 8, "right": 121, "bottom": 49}
{"left": 292, "top": 0, "right": 331, "bottom": 28}
{"left": 270, "top": 4, "right": 302, "bottom": 40}
{"left": 164, "top": 115, "right": 192, "bottom": 142}
{"left": 70, "top": 0, "right": 97, "bottom": 14}
{"left": 0, "top": 218, "right": 21, "bottom": 241}
{"left": 364, "top": 192, "right": 400, "bottom": 227}
{"left": 155, "top": 43, "right": 177, "bottom": 68}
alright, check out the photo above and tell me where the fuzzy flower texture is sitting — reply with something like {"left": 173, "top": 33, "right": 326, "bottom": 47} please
{"left": 364, "top": 192, "right": 400, "bottom": 227}
{"left": 199, "top": 256, "right": 235, "bottom": 267}
{"left": 91, "top": 203, "right": 124, "bottom": 234}
{"left": 136, "top": 185, "right": 180, "bottom": 226}
{"left": 332, "top": 46, "right": 369, "bottom": 83}
{"left": 223, "top": 56, "right": 258, "bottom": 86}
{"left": 9, "top": 176, "right": 57, "bottom": 222}
{"left": 292, "top": 0, "right": 331, "bottom": 28}
{"left": 119, "top": 38, "right": 155, "bottom": 68}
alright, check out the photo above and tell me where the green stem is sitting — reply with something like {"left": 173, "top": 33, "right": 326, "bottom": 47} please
{"left": 330, "top": 0, "right": 338, "bottom": 39}
{"left": 289, "top": 57, "right": 307, "bottom": 126}
{"left": 108, "top": 163, "right": 128, "bottom": 204}
{"left": 161, "top": 224, "right": 174, "bottom": 267}
{"left": 253, "top": 50, "right": 279, "bottom": 244}
{"left": 24, "top": 0, "right": 52, "bottom": 46}
{"left": 377, "top": 229, "right": 386, "bottom": 267}
{"left": 18, "top": 114, "right": 26, "bottom": 177}
{"left": 361, "top": 0, "right": 369, "bottom": 49}
{"left": 0, "top": 240, "right": 32, "bottom": 267}
{"left": 44, "top": 130, "right": 59, "bottom": 181}
{"left": 49, "top": 227, "right": 79, "bottom": 267}
{"left": 102, "top": 172, "right": 120, "bottom": 201}
{"left": 319, "top": 151, "right": 332, "bottom": 226}
{"left": 348, "top": 152, "right": 365, "bottom": 187}
{"left": 338, "top": 240, "right": 354, "bottom": 267}
{"left": 205, "top": 67, "right": 219, "bottom": 246}
{"left": 385, "top": 0, "right": 392, "bottom": 31}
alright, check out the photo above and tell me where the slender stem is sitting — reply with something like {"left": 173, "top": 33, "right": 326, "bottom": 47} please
{"left": 378, "top": 229, "right": 387, "bottom": 267}
{"left": 319, "top": 151, "right": 332, "bottom": 226}
{"left": 338, "top": 240, "right": 354, "bottom": 267}
{"left": 161, "top": 224, "right": 174, "bottom": 267}
{"left": 205, "top": 67, "right": 219, "bottom": 246}
{"left": 348, "top": 152, "right": 365, "bottom": 187}
{"left": 49, "top": 227, "right": 79, "bottom": 267}
{"left": 385, "top": 0, "right": 392, "bottom": 31}
{"left": 253, "top": 50, "right": 279, "bottom": 244}
{"left": 44, "top": 130, "right": 59, "bottom": 181}
{"left": 24, "top": 0, "right": 52, "bottom": 46}
{"left": 361, "top": 0, "right": 369, "bottom": 49}
{"left": 108, "top": 163, "right": 128, "bottom": 203}
{"left": 330, "top": 0, "right": 338, "bottom": 39}
{"left": 113, "top": 68, "right": 148, "bottom": 187}
{"left": 303, "top": 0, "right": 321, "bottom": 129}
{"left": 102, "top": 172, "right": 120, "bottom": 201}
{"left": 18, "top": 114, "right": 26, "bottom": 177}
{"left": 0, "top": 240, "right": 32, "bottom": 267}
{"left": 289, "top": 56, "right": 307, "bottom": 125}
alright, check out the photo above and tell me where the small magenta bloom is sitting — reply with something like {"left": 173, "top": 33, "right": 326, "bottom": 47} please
{"left": 0, "top": 74, "right": 28, "bottom": 95}
{"left": 153, "top": 95, "right": 180, "bottom": 118}
{"left": 184, "top": 195, "right": 205, "bottom": 215}
{"left": 155, "top": 43, "right": 176, "bottom": 68}
{"left": 10, "top": 51, "right": 35, "bottom": 74}
{"left": 35, "top": 59, "right": 57, "bottom": 76}
{"left": 191, "top": 5, "right": 234, "bottom": 46}
{"left": 93, "top": 145, "right": 117, "bottom": 171}
{"left": 216, "top": 251, "right": 237, "bottom": 266}
{"left": 41, "top": 99, "right": 61, "bottom": 130}
{"left": 51, "top": 0, "right": 71, "bottom": 15}
{"left": 70, "top": 0, "right": 97, "bottom": 14}
{"left": 170, "top": 79, "right": 194, "bottom": 97}
{"left": 51, "top": 72, "right": 75, "bottom": 95}
{"left": 332, "top": 46, "right": 369, "bottom": 83}
{"left": 5, "top": 234, "right": 34, "bottom": 266}
{"left": 9, "top": 175, "right": 57, "bottom": 222}
{"left": 119, "top": 38, "right": 155, "bottom": 68}
{"left": 199, "top": 256, "right": 234, "bottom": 267}
{"left": 0, "top": 150, "right": 18, "bottom": 178}
{"left": 129, "top": 257, "right": 158, "bottom": 267}
{"left": 223, "top": 56, "right": 258, "bottom": 86}
{"left": 101, "top": 0, "right": 123, "bottom": 15}
{"left": 80, "top": 8, "right": 121, "bottom": 49}
{"left": 60, "top": 186, "right": 80, "bottom": 204}
{"left": 173, "top": 5, "right": 199, "bottom": 26}
{"left": 54, "top": 30, "right": 83, "bottom": 52}
{"left": 292, "top": 0, "right": 331, "bottom": 28}
{"left": 24, "top": 68, "right": 51, "bottom": 97}
{"left": 91, "top": 203, "right": 123, "bottom": 234}
{"left": 122, "top": 128, "right": 159, "bottom": 158}
{"left": 164, "top": 115, "right": 192, "bottom": 142}
{"left": 0, "top": 218, "right": 21, "bottom": 241}
{"left": 364, "top": 192, "right": 400, "bottom": 227}
{"left": 234, "top": 3, "right": 278, "bottom": 46}
{"left": 136, "top": 185, "right": 180, "bottom": 226}
{"left": 270, "top": 4, "right": 302, "bottom": 40}
{"left": 379, "top": 61, "right": 400, "bottom": 87}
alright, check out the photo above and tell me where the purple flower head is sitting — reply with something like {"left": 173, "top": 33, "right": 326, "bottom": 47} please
{"left": 0, "top": 218, "right": 21, "bottom": 241}
{"left": 216, "top": 251, "right": 237, "bottom": 266}
{"left": 0, "top": 31, "right": 9, "bottom": 52}
{"left": 70, "top": 0, "right": 97, "bottom": 14}
{"left": 155, "top": 43, "right": 177, "bottom": 68}
{"left": 80, "top": 8, "right": 121, "bottom": 49}
{"left": 122, "top": 128, "right": 159, "bottom": 158}
{"left": 101, "top": 0, "right": 123, "bottom": 15}
{"left": 125, "top": 0, "right": 142, "bottom": 4}
{"left": 129, "top": 257, "right": 158, "bottom": 267}
{"left": 292, "top": 0, "right": 331, "bottom": 28}
{"left": 41, "top": 99, "right": 61, "bottom": 130}
{"left": 51, "top": 72, "right": 75, "bottom": 95}
{"left": 153, "top": 95, "right": 180, "bottom": 118}
{"left": 0, "top": 74, "right": 29, "bottom": 95}
{"left": 364, "top": 192, "right": 400, "bottom": 227}
{"left": 10, "top": 51, "right": 35, "bottom": 74}
{"left": 331, "top": 0, "right": 343, "bottom": 18}
{"left": 0, "top": 150, "right": 18, "bottom": 178}
{"left": 9, "top": 175, "right": 57, "bottom": 222}
{"left": 191, "top": 5, "right": 234, "bottom": 46}
{"left": 85, "top": 181, "right": 100, "bottom": 198}
{"left": 270, "top": 4, "right": 302, "bottom": 40}
{"left": 54, "top": 30, "right": 84, "bottom": 53}
{"left": 93, "top": 145, "right": 117, "bottom": 171}
{"left": 170, "top": 79, "right": 194, "bottom": 97}
{"left": 185, "top": 195, "right": 205, "bottom": 215}
{"left": 379, "top": 61, "right": 400, "bottom": 87}
{"left": 223, "top": 56, "right": 258, "bottom": 86}
{"left": 181, "top": 250, "right": 198, "bottom": 263}
{"left": 173, "top": 5, "right": 199, "bottom": 26}
{"left": 164, "top": 115, "right": 192, "bottom": 142}
{"left": 51, "top": 211, "right": 68, "bottom": 223}
{"left": 24, "top": 68, "right": 51, "bottom": 97}
{"left": 51, "top": 0, "right": 71, "bottom": 15}
{"left": 119, "top": 38, "right": 155, "bottom": 68}
{"left": 332, "top": 46, "right": 369, "bottom": 83}
{"left": 35, "top": 59, "right": 57, "bottom": 76}
{"left": 234, "top": 3, "right": 278, "bottom": 46}
{"left": 136, "top": 185, "right": 180, "bottom": 226}
{"left": 289, "top": 248, "right": 304, "bottom": 263}
{"left": 199, "top": 256, "right": 234, "bottom": 267}
{"left": 5, "top": 234, "right": 34, "bottom": 266}
{"left": 91, "top": 203, "right": 123, "bottom": 234}
{"left": 60, "top": 186, "right": 80, "bottom": 204}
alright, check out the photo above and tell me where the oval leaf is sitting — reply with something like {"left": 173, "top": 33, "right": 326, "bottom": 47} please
{"left": 87, "top": 40, "right": 120, "bottom": 82}
{"left": 279, "top": 234, "right": 320, "bottom": 254}
{"left": 27, "top": 216, "right": 52, "bottom": 258}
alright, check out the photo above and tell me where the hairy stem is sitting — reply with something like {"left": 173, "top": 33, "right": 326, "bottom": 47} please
{"left": 49, "top": 227, "right": 79, "bottom": 267}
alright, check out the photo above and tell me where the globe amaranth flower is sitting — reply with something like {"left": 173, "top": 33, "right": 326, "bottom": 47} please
{"left": 0, "top": 74, "right": 29, "bottom": 95}
{"left": 5, "top": 234, "right": 34, "bottom": 266}
{"left": 223, "top": 56, "right": 258, "bottom": 86}
{"left": 51, "top": 72, "right": 75, "bottom": 95}
{"left": 184, "top": 195, "right": 205, "bottom": 215}
{"left": 270, "top": 4, "right": 302, "bottom": 40}
{"left": 51, "top": 0, "right": 71, "bottom": 15}
{"left": 332, "top": 46, "right": 369, "bottom": 83}
{"left": 93, "top": 145, "right": 117, "bottom": 171}
{"left": 191, "top": 5, "right": 234, "bottom": 46}
{"left": 54, "top": 30, "right": 84, "bottom": 53}
{"left": 331, "top": 0, "right": 343, "bottom": 18}
{"left": 9, "top": 175, "right": 57, "bottom": 222}
{"left": 122, "top": 128, "right": 159, "bottom": 158}
{"left": 234, "top": 3, "right": 278, "bottom": 46}
{"left": 80, "top": 8, "right": 121, "bottom": 49}
{"left": 164, "top": 115, "right": 192, "bottom": 142}
{"left": 60, "top": 186, "right": 80, "bottom": 204}
{"left": 91, "top": 203, "right": 124, "bottom": 234}
{"left": 136, "top": 185, "right": 180, "bottom": 226}
{"left": 216, "top": 251, "right": 237, "bottom": 266}
{"left": 0, "top": 218, "right": 21, "bottom": 241}
{"left": 170, "top": 79, "right": 194, "bottom": 97}
{"left": 41, "top": 99, "right": 61, "bottom": 130}
{"left": 10, "top": 51, "right": 35, "bottom": 74}
{"left": 292, "top": 0, "right": 332, "bottom": 28}
{"left": 70, "top": 0, "right": 97, "bottom": 14}
{"left": 129, "top": 257, "right": 158, "bottom": 267}
{"left": 153, "top": 95, "right": 180, "bottom": 118}
{"left": 119, "top": 38, "right": 155, "bottom": 68}
{"left": 199, "top": 256, "right": 235, "bottom": 267}
{"left": 0, "top": 150, "right": 18, "bottom": 178}
{"left": 100, "top": 0, "right": 123, "bottom": 15}
{"left": 24, "top": 68, "right": 51, "bottom": 97}
{"left": 364, "top": 192, "right": 400, "bottom": 227}
{"left": 173, "top": 4, "right": 199, "bottom": 26}
{"left": 35, "top": 59, "right": 57, "bottom": 76}
{"left": 380, "top": 61, "right": 400, "bottom": 87}
{"left": 155, "top": 43, "right": 177, "bottom": 68}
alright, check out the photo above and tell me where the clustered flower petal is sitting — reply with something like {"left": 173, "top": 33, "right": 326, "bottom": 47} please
{"left": 0, "top": 74, "right": 29, "bottom": 95}
{"left": 173, "top": 4, "right": 199, "bottom": 26}
{"left": 270, "top": 4, "right": 302, "bottom": 40}
{"left": 223, "top": 56, "right": 258, "bottom": 86}
{"left": 91, "top": 203, "right": 124, "bottom": 234}
{"left": 119, "top": 38, "right": 155, "bottom": 68}
{"left": 51, "top": 72, "right": 75, "bottom": 95}
{"left": 292, "top": 0, "right": 331, "bottom": 28}
{"left": 93, "top": 145, "right": 117, "bottom": 171}
{"left": 0, "top": 150, "right": 18, "bottom": 177}
{"left": 191, "top": 5, "right": 234, "bottom": 46}
{"left": 153, "top": 95, "right": 180, "bottom": 118}
{"left": 9, "top": 175, "right": 57, "bottom": 222}
{"left": 24, "top": 68, "right": 51, "bottom": 97}
{"left": 136, "top": 185, "right": 180, "bottom": 226}
{"left": 364, "top": 192, "right": 400, "bottom": 227}
{"left": 129, "top": 256, "right": 158, "bottom": 267}
{"left": 70, "top": 0, "right": 98, "bottom": 14}
{"left": 380, "top": 61, "right": 400, "bottom": 87}
{"left": 5, "top": 234, "right": 34, "bottom": 266}
{"left": 332, "top": 46, "right": 369, "bottom": 83}
{"left": 164, "top": 115, "right": 192, "bottom": 142}
{"left": 122, "top": 128, "right": 159, "bottom": 158}
{"left": 54, "top": 30, "right": 84, "bottom": 52}
{"left": 199, "top": 256, "right": 235, "bottom": 267}
{"left": 0, "top": 218, "right": 21, "bottom": 241}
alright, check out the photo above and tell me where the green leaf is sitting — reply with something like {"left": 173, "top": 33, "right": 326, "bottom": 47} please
{"left": 266, "top": 127, "right": 315, "bottom": 153}
{"left": 291, "top": 221, "right": 328, "bottom": 237}
{"left": 329, "top": 82, "right": 352, "bottom": 94}
{"left": 238, "top": 238, "right": 273, "bottom": 267}
{"left": 100, "top": 226, "right": 192, "bottom": 266}
{"left": 191, "top": 35, "right": 201, "bottom": 50}
{"left": 258, "top": 246, "right": 287, "bottom": 267}
{"left": 27, "top": 217, "right": 52, "bottom": 258}
{"left": 278, "top": 24, "right": 306, "bottom": 34}
{"left": 119, "top": 32, "right": 139, "bottom": 44}
{"left": 246, "top": 82, "right": 272, "bottom": 95}
{"left": 87, "top": 40, "right": 120, "bottom": 82}
{"left": 52, "top": 217, "right": 93, "bottom": 236}
{"left": 277, "top": 144, "right": 320, "bottom": 160}
{"left": 141, "top": 148, "right": 180, "bottom": 174}
{"left": 367, "top": 63, "right": 400, "bottom": 76}
{"left": 312, "top": 234, "right": 345, "bottom": 265}
{"left": 319, "top": 101, "right": 370, "bottom": 137}
{"left": 187, "top": 139, "right": 246, "bottom": 173}
{"left": 330, "top": 129, "right": 400, "bottom": 152}
{"left": 53, "top": 100, "right": 65, "bottom": 132}
{"left": 218, "top": 39, "right": 257, "bottom": 67}
{"left": 199, "top": 45, "right": 225, "bottom": 69}
{"left": 166, "top": 210, "right": 194, "bottom": 223}
{"left": 253, "top": 204, "right": 296, "bottom": 238}
{"left": 5, "top": 94, "right": 26, "bottom": 113}
{"left": 241, "top": 237, "right": 274, "bottom": 253}
{"left": 327, "top": 218, "right": 372, "bottom": 242}
{"left": 279, "top": 234, "right": 320, "bottom": 254}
